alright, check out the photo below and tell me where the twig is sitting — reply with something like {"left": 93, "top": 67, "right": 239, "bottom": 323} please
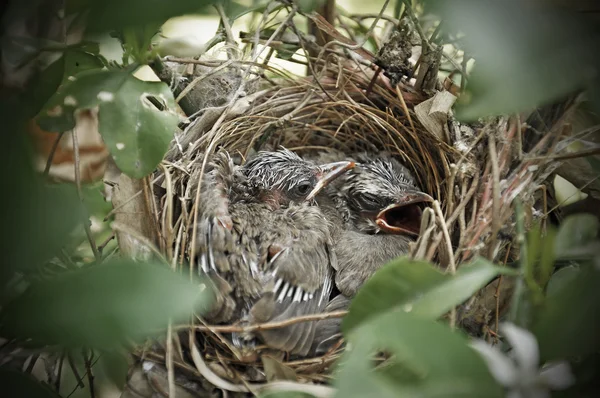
{"left": 67, "top": 352, "right": 85, "bottom": 389}
{"left": 525, "top": 146, "right": 600, "bottom": 161}
{"left": 97, "top": 232, "right": 115, "bottom": 254}
{"left": 72, "top": 128, "right": 101, "bottom": 261}
{"left": 395, "top": 85, "right": 416, "bottom": 136}
{"left": 182, "top": 310, "right": 348, "bottom": 333}
{"left": 215, "top": 3, "right": 236, "bottom": 47}
{"left": 433, "top": 200, "right": 456, "bottom": 328}
{"left": 487, "top": 133, "right": 501, "bottom": 260}
{"left": 350, "top": 13, "right": 400, "bottom": 25}
{"left": 43, "top": 131, "right": 65, "bottom": 176}
{"left": 82, "top": 349, "right": 96, "bottom": 398}
{"left": 176, "top": 59, "right": 235, "bottom": 103}
{"left": 54, "top": 351, "right": 66, "bottom": 392}
{"left": 166, "top": 325, "right": 175, "bottom": 398}
{"left": 188, "top": 331, "right": 335, "bottom": 396}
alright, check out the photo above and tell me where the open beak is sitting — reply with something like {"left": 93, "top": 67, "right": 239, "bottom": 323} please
{"left": 306, "top": 161, "right": 355, "bottom": 201}
{"left": 375, "top": 191, "right": 434, "bottom": 236}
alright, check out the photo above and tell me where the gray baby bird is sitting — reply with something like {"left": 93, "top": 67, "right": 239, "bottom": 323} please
{"left": 196, "top": 148, "right": 354, "bottom": 356}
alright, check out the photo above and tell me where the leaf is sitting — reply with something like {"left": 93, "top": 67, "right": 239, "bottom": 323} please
{"left": 537, "top": 227, "right": 557, "bottom": 288}
{"left": 545, "top": 266, "right": 579, "bottom": 296}
{"left": 99, "top": 350, "right": 130, "bottom": 388}
{"left": 427, "top": 0, "right": 600, "bottom": 120}
{"left": 0, "top": 367, "right": 62, "bottom": 398}
{"left": 99, "top": 76, "right": 178, "bottom": 177}
{"left": 38, "top": 69, "right": 178, "bottom": 178}
{"left": 554, "top": 214, "right": 599, "bottom": 259}
{"left": 261, "top": 355, "right": 298, "bottom": 382}
{"left": 83, "top": 0, "right": 214, "bottom": 32}
{"left": 0, "top": 260, "right": 213, "bottom": 349}
{"left": 25, "top": 55, "right": 66, "bottom": 118}
{"left": 62, "top": 49, "right": 104, "bottom": 78}
{"left": 81, "top": 182, "right": 112, "bottom": 217}
{"left": 342, "top": 257, "right": 516, "bottom": 333}
{"left": 335, "top": 311, "right": 503, "bottom": 398}
{"left": 2, "top": 153, "right": 84, "bottom": 283}
{"left": 223, "top": 0, "right": 268, "bottom": 21}
{"left": 533, "top": 264, "right": 600, "bottom": 361}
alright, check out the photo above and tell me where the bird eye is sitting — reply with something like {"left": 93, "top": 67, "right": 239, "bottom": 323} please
{"left": 292, "top": 181, "right": 313, "bottom": 198}
{"left": 358, "top": 193, "right": 380, "bottom": 209}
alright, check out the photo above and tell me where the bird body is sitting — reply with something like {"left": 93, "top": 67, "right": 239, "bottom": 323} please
{"left": 196, "top": 149, "right": 353, "bottom": 355}
{"left": 310, "top": 150, "right": 433, "bottom": 354}
{"left": 313, "top": 151, "right": 433, "bottom": 297}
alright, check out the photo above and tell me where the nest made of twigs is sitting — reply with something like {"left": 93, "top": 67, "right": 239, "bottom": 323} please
{"left": 115, "top": 26, "right": 569, "bottom": 394}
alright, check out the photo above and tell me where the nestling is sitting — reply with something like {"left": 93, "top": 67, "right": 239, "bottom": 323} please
{"left": 196, "top": 148, "right": 354, "bottom": 356}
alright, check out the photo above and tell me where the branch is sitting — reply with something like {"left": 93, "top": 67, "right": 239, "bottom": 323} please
{"left": 180, "top": 310, "right": 348, "bottom": 333}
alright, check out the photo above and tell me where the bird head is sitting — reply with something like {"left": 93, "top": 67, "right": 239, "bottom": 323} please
{"left": 340, "top": 155, "right": 433, "bottom": 235}
{"left": 243, "top": 148, "right": 355, "bottom": 208}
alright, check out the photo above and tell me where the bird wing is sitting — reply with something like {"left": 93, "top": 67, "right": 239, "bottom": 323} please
{"left": 249, "top": 205, "right": 336, "bottom": 355}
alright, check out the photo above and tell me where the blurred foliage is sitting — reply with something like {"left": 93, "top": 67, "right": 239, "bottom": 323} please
{"left": 2, "top": 0, "right": 600, "bottom": 396}
{"left": 336, "top": 311, "right": 503, "bottom": 398}
{"left": 0, "top": 259, "right": 212, "bottom": 349}
{"left": 1, "top": 133, "right": 83, "bottom": 286}
{"left": 343, "top": 257, "right": 516, "bottom": 333}
{"left": 426, "top": 0, "right": 600, "bottom": 120}
{"left": 37, "top": 68, "right": 178, "bottom": 178}
{"left": 1, "top": 368, "right": 62, "bottom": 398}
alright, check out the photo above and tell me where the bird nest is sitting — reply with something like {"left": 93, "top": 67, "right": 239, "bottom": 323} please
{"left": 115, "top": 15, "right": 569, "bottom": 395}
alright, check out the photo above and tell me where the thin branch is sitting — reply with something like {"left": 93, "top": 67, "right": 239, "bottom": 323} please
{"left": 71, "top": 129, "right": 101, "bottom": 261}
{"left": 215, "top": 3, "right": 236, "bottom": 47}
{"left": 82, "top": 349, "right": 96, "bottom": 398}
{"left": 487, "top": 133, "right": 501, "bottom": 260}
{"left": 43, "top": 131, "right": 65, "bottom": 177}
{"left": 525, "top": 146, "right": 600, "bottom": 161}
{"left": 181, "top": 310, "right": 348, "bottom": 333}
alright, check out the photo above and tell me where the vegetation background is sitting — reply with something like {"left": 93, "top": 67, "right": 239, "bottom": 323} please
{"left": 1, "top": 0, "right": 599, "bottom": 397}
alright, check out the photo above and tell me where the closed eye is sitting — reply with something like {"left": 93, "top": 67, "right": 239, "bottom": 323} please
{"left": 358, "top": 193, "right": 380, "bottom": 208}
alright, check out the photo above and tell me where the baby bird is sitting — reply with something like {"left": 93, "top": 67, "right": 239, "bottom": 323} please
{"left": 325, "top": 152, "right": 433, "bottom": 296}
{"left": 196, "top": 148, "right": 354, "bottom": 356}
{"left": 311, "top": 151, "right": 433, "bottom": 353}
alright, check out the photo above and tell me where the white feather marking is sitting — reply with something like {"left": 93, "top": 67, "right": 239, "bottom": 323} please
{"left": 277, "top": 282, "right": 290, "bottom": 302}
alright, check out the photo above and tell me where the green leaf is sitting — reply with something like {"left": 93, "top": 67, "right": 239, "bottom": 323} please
{"left": 223, "top": 0, "right": 268, "bottom": 21}
{"left": 0, "top": 367, "right": 62, "bottom": 398}
{"left": 335, "top": 311, "right": 503, "bottom": 398}
{"left": 2, "top": 159, "right": 84, "bottom": 283}
{"left": 428, "top": 0, "right": 600, "bottom": 120}
{"left": 99, "top": 76, "right": 178, "bottom": 177}
{"left": 38, "top": 69, "right": 178, "bottom": 178}
{"left": 342, "top": 257, "right": 515, "bottom": 333}
{"left": 554, "top": 214, "right": 599, "bottom": 258}
{"left": 0, "top": 260, "right": 213, "bottom": 349}
{"left": 81, "top": 182, "right": 112, "bottom": 217}
{"left": 537, "top": 227, "right": 557, "bottom": 288}
{"left": 545, "top": 266, "right": 579, "bottom": 296}
{"left": 25, "top": 55, "right": 66, "bottom": 118}
{"left": 83, "top": 0, "right": 214, "bottom": 32}
{"left": 533, "top": 264, "right": 600, "bottom": 361}
{"left": 62, "top": 49, "right": 104, "bottom": 78}
{"left": 99, "top": 350, "right": 130, "bottom": 388}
